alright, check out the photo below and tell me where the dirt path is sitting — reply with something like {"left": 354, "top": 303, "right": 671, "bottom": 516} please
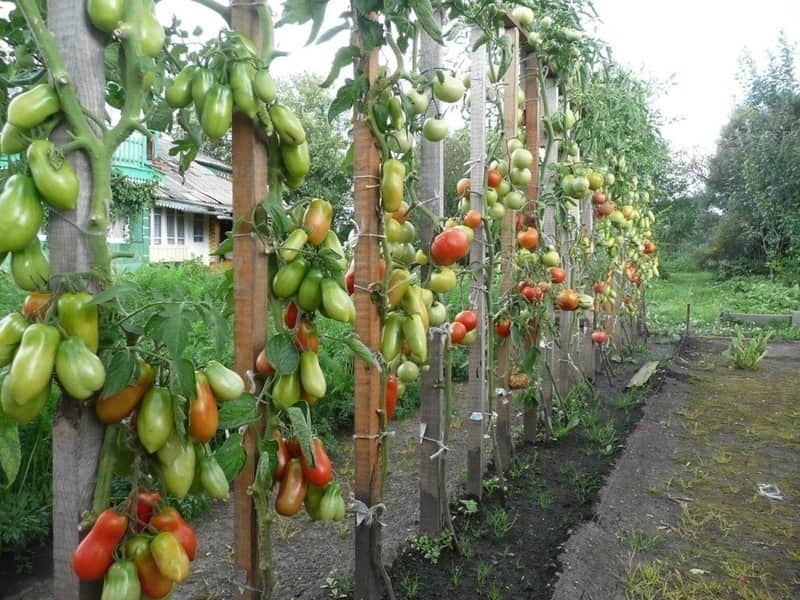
{"left": 552, "top": 338, "right": 800, "bottom": 600}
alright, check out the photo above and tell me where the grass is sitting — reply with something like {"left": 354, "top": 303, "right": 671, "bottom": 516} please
{"left": 647, "top": 270, "right": 800, "bottom": 339}
{"left": 624, "top": 343, "right": 800, "bottom": 599}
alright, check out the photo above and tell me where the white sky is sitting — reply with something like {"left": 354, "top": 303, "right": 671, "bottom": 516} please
{"left": 157, "top": 0, "right": 800, "bottom": 156}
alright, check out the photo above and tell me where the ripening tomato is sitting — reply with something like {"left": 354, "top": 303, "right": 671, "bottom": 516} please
{"left": 548, "top": 267, "right": 566, "bottom": 284}
{"left": 591, "top": 330, "right": 608, "bottom": 345}
{"left": 300, "top": 437, "right": 333, "bottom": 487}
{"left": 495, "top": 319, "right": 511, "bottom": 337}
{"left": 454, "top": 310, "right": 478, "bottom": 332}
{"left": 592, "top": 192, "right": 606, "bottom": 205}
{"left": 486, "top": 169, "right": 502, "bottom": 188}
{"left": 450, "top": 321, "right": 467, "bottom": 344}
{"left": 520, "top": 285, "right": 537, "bottom": 303}
{"left": 593, "top": 281, "right": 608, "bottom": 295}
{"left": 430, "top": 228, "right": 470, "bottom": 266}
{"left": 385, "top": 375, "right": 398, "bottom": 421}
{"left": 516, "top": 226, "right": 540, "bottom": 250}
{"left": 22, "top": 291, "right": 53, "bottom": 321}
{"left": 295, "top": 318, "right": 320, "bottom": 352}
{"left": 256, "top": 348, "right": 275, "bottom": 376}
{"left": 556, "top": 288, "right": 580, "bottom": 311}
{"left": 456, "top": 177, "right": 470, "bottom": 198}
{"left": 463, "top": 209, "right": 482, "bottom": 229}
{"left": 517, "top": 278, "right": 533, "bottom": 292}
{"left": 643, "top": 240, "right": 656, "bottom": 254}
{"left": 345, "top": 262, "right": 355, "bottom": 295}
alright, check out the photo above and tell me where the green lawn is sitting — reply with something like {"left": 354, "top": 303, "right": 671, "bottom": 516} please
{"left": 647, "top": 270, "right": 800, "bottom": 339}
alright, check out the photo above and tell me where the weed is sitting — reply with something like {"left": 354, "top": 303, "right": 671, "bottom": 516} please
{"left": 507, "top": 456, "right": 529, "bottom": 479}
{"left": 397, "top": 573, "right": 420, "bottom": 599}
{"left": 723, "top": 327, "right": 771, "bottom": 369}
{"left": 585, "top": 421, "right": 618, "bottom": 448}
{"left": 536, "top": 489, "right": 555, "bottom": 509}
{"left": 485, "top": 507, "right": 517, "bottom": 538}
{"left": 450, "top": 564, "right": 462, "bottom": 587}
{"left": 613, "top": 390, "right": 641, "bottom": 410}
{"left": 482, "top": 476, "right": 500, "bottom": 495}
{"left": 409, "top": 530, "right": 453, "bottom": 564}
{"left": 616, "top": 529, "right": 665, "bottom": 552}
{"left": 476, "top": 561, "right": 492, "bottom": 586}
{"left": 486, "top": 584, "right": 501, "bottom": 600}
{"left": 321, "top": 574, "right": 353, "bottom": 599}
{"left": 562, "top": 465, "right": 601, "bottom": 505}
{"left": 459, "top": 536, "right": 474, "bottom": 559}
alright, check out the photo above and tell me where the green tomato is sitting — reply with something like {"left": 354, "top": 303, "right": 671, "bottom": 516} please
{"left": 11, "top": 237, "right": 49, "bottom": 292}
{"left": 429, "top": 267, "right": 457, "bottom": 294}
{"left": 200, "top": 84, "right": 233, "bottom": 140}
{"left": 4, "top": 323, "right": 59, "bottom": 407}
{"left": 432, "top": 73, "right": 465, "bottom": 103}
{"left": 511, "top": 149, "right": 533, "bottom": 169}
{"left": 487, "top": 202, "right": 506, "bottom": 221}
{"left": 422, "top": 118, "right": 448, "bottom": 142}
{"left": 427, "top": 302, "right": 447, "bottom": 327}
{"left": 297, "top": 267, "right": 324, "bottom": 312}
{"left": 7, "top": 84, "right": 60, "bottom": 130}
{"left": 204, "top": 360, "right": 245, "bottom": 401}
{"left": 55, "top": 336, "right": 105, "bottom": 400}
{"left": 504, "top": 191, "right": 525, "bottom": 210}
{"left": 137, "top": 387, "right": 174, "bottom": 454}
{"left": 510, "top": 168, "right": 531, "bottom": 187}
{"left": 0, "top": 174, "right": 42, "bottom": 253}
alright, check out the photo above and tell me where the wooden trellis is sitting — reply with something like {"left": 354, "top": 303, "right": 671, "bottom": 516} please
{"left": 418, "top": 11, "right": 448, "bottom": 535}
{"left": 230, "top": 2, "right": 269, "bottom": 598}
{"left": 466, "top": 25, "right": 488, "bottom": 499}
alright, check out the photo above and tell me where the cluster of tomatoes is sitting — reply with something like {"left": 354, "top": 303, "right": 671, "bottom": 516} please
{"left": 272, "top": 433, "right": 345, "bottom": 521}
{"left": 72, "top": 489, "right": 197, "bottom": 598}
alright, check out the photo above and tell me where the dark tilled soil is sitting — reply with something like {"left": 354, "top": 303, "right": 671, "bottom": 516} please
{"left": 387, "top": 346, "right": 673, "bottom": 600}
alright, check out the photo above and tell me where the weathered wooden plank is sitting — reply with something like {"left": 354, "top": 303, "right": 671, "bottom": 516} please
{"left": 626, "top": 361, "right": 660, "bottom": 389}
{"left": 230, "top": 4, "right": 269, "bottom": 599}
{"left": 418, "top": 10, "right": 447, "bottom": 536}
{"left": 467, "top": 25, "right": 488, "bottom": 499}
{"left": 720, "top": 312, "right": 792, "bottom": 326}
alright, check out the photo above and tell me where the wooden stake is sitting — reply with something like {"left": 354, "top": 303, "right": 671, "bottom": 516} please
{"left": 522, "top": 49, "right": 540, "bottom": 443}
{"left": 48, "top": 0, "right": 106, "bottom": 596}
{"left": 467, "top": 25, "right": 487, "bottom": 499}
{"left": 494, "top": 26, "right": 519, "bottom": 470}
{"left": 418, "top": 11, "right": 447, "bottom": 535}
{"left": 231, "top": 4, "right": 269, "bottom": 598}
{"left": 352, "top": 36, "right": 384, "bottom": 599}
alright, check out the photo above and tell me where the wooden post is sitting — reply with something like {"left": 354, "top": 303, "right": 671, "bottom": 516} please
{"left": 494, "top": 26, "right": 519, "bottom": 471}
{"left": 231, "top": 4, "right": 268, "bottom": 598}
{"left": 418, "top": 11, "right": 447, "bottom": 536}
{"left": 580, "top": 197, "right": 595, "bottom": 379}
{"left": 48, "top": 0, "right": 106, "bottom": 596}
{"left": 522, "top": 48, "right": 540, "bottom": 443}
{"left": 352, "top": 27, "right": 384, "bottom": 598}
{"left": 467, "top": 25, "right": 487, "bottom": 499}
{"left": 540, "top": 77, "right": 559, "bottom": 436}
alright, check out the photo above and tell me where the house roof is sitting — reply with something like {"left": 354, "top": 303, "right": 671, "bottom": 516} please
{"left": 149, "top": 135, "right": 233, "bottom": 217}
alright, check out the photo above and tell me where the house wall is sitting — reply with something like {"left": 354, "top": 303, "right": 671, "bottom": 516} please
{"left": 149, "top": 207, "right": 211, "bottom": 265}
{"left": 109, "top": 207, "right": 151, "bottom": 271}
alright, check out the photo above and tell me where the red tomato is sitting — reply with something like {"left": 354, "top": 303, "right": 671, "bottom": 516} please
{"left": 548, "top": 266, "right": 566, "bottom": 284}
{"left": 132, "top": 489, "right": 161, "bottom": 530}
{"left": 284, "top": 302, "right": 298, "bottom": 329}
{"left": 385, "top": 375, "right": 398, "bottom": 421}
{"left": 486, "top": 169, "right": 502, "bottom": 188}
{"left": 495, "top": 319, "right": 511, "bottom": 337}
{"left": 256, "top": 348, "right": 275, "bottom": 375}
{"left": 593, "top": 281, "right": 608, "bottom": 295}
{"left": 454, "top": 310, "right": 478, "bottom": 332}
{"left": 591, "top": 330, "right": 609, "bottom": 344}
{"left": 517, "top": 278, "right": 533, "bottom": 292}
{"left": 520, "top": 285, "right": 537, "bottom": 303}
{"left": 450, "top": 321, "right": 467, "bottom": 344}
{"left": 300, "top": 437, "right": 333, "bottom": 487}
{"left": 430, "top": 228, "right": 470, "bottom": 266}
{"left": 345, "top": 262, "right": 355, "bottom": 295}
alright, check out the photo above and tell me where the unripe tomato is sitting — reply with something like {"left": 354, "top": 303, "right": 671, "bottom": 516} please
{"left": 422, "top": 118, "right": 448, "bottom": 142}
{"left": 450, "top": 321, "right": 467, "bottom": 344}
{"left": 488, "top": 201, "right": 506, "bottom": 221}
{"left": 461, "top": 329, "right": 477, "bottom": 345}
{"left": 429, "top": 267, "right": 457, "bottom": 293}
{"left": 540, "top": 247, "right": 561, "bottom": 267}
{"left": 511, "top": 149, "right": 533, "bottom": 169}
{"left": 397, "top": 360, "right": 419, "bottom": 383}
{"left": 504, "top": 190, "right": 525, "bottom": 210}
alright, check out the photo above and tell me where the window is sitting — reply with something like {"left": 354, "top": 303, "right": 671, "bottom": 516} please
{"left": 166, "top": 209, "right": 175, "bottom": 245}
{"left": 176, "top": 211, "right": 185, "bottom": 246}
{"left": 193, "top": 214, "right": 205, "bottom": 242}
{"left": 152, "top": 210, "right": 161, "bottom": 245}
{"left": 108, "top": 218, "right": 127, "bottom": 244}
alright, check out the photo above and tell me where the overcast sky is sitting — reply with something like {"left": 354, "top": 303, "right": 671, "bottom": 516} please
{"left": 157, "top": 0, "right": 800, "bottom": 156}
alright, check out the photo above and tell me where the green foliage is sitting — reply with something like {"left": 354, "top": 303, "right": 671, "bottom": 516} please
{"left": 110, "top": 170, "right": 158, "bottom": 231}
{"left": 723, "top": 328, "right": 772, "bottom": 370}
{"left": 409, "top": 529, "right": 453, "bottom": 564}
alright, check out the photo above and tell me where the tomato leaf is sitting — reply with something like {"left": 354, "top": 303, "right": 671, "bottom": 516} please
{"left": 286, "top": 403, "right": 315, "bottom": 467}
{"left": 218, "top": 393, "right": 260, "bottom": 429}
{"left": 316, "top": 20, "right": 349, "bottom": 45}
{"left": 317, "top": 248, "right": 345, "bottom": 274}
{"left": 267, "top": 333, "right": 299, "bottom": 375}
{"left": 215, "top": 432, "right": 246, "bottom": 481}
{"left": 100, "top": 348, "right": 138, "bottom": 399}
{"left": 329, "top": 334, "right": 377, "bottom": 368}
{"left": 523, "top": 346, "right": 540, "bottom": 372}
{"left": 87, "top": 282, "right": 138, "bottom": 305}
{"left": 172, "top": 393, "right": 189, "bottom": 442}
{"left": 320, "top": 45, "right": 361, "bottom": 88}
{"left": 408, "top": 0, "right": 442, "bottom": 44}
{"left": 328, "top": 74, "right": 365, "bottom": 122}
{"left": 169, "top": 358, "right": 196, "bottom": 400}
{"left": 159, "top": 307, "right": 192, "bottom": 360}
{"left": 255, "top": 451, "right": 271, "bottom": 492}
{"left": 0, "top": 411, "right": 20, "bottom": 488}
